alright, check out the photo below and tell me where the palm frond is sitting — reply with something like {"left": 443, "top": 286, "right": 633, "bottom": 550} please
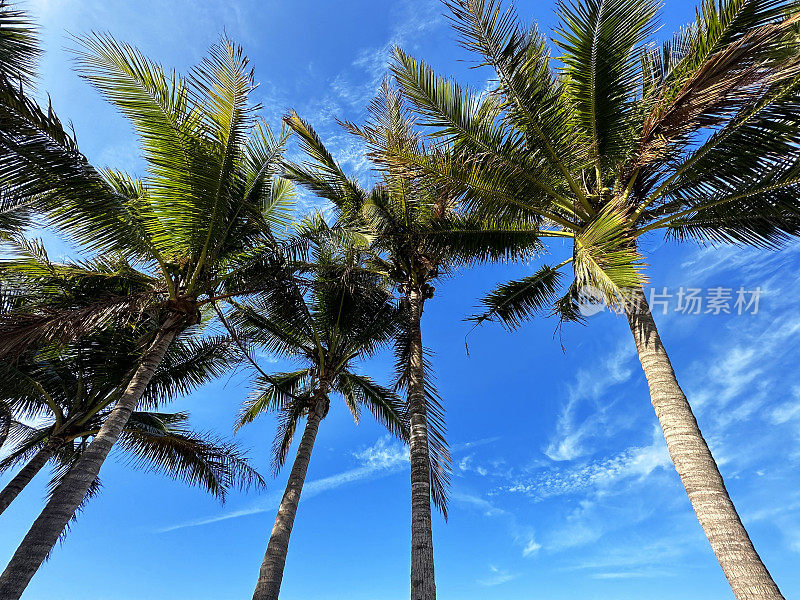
{"left": 236, "top": 370, "right": 311, "bottom": 431}
{"left": 118, "top": 416, "right": 265, "bottom": 501}
{"left": 283, "top": 110, "right": 368, "bottom": 213}
{"left": 555, "top": 0, "right": 659, "bottom": 168}
{"left": 270, "top": 396, "right": 307, "bottom": 475}
{"left": 0, "top": 77, "right": 152, "bottom": 255}
{"left": 139, "top": 336, "right": 236, "bottom": 408}
{"left": 469, "top": 265, "right": 565, "bottom": 329}
{"left": 336, "top": 371, "right": 408, "bottom": 440}
{"left": 0, "top": 0, "right": 40, "bottom": 83}
{"left": 574, "top": 203, "right": 646, "bottom": 306}
{"left": 393, "top": 311, "right": 451, "bottom": 517}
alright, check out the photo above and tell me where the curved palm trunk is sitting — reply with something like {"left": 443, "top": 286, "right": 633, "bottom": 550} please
{"left": 0, "top": 326, "right": 177, "bottom": 600}
{"left": 0, "top": 442, "right": 58, "bottom": 516}
{"left": 252, "top": 395, "right": 327, "bottom": 600}
{"left": 625, "top": 288, "right": 783, "bottom": 600}
{"left": 407, "top": 289, "right": 435, "bottom": 600}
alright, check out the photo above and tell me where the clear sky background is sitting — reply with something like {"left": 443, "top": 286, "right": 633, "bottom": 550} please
{"left": 2, "top": 1, "right": 800, "bottom": 599}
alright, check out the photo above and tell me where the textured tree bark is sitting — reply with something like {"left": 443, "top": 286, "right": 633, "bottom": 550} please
{"left": 0, "top": 325, "right": 177, "bottom": 600}
{"left": 407, "top": 289, "right": 436, "bottom": 600}
{"left": 251, "top": 394, "right": 328, "bottom": 600}
{"left": 625, "top": 287, "right": 784, "bottom": 600}
{"left": 0, "top": 442, "right": 58, "bottom": 516}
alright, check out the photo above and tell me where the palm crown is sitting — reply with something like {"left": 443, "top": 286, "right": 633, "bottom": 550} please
{"left": 283, "top": 84, "right": 543, "bottom": 512}
{"left": 384, "top": 0, "right": 800, "bottom": 320}
{"left": 0, "top": 280, "right": 262, "bottom": 504}
{"left": 232, "top": 240, "right": 407, "bottom": 472}
{"left": 0, "top": 34, "right": 293, "bottom": 350}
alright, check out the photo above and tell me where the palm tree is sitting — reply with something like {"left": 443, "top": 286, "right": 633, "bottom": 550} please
{"left": 385, "top": 1, "right": 800, "bottom": 598}
{"left": 0, "top": 325, "right": 262, "bottom": 516}
{"left": 283, "top": 85, "right": 540, "bottom": 600}
{"left": 231, "top": 240, "right": 407, "bottom": 600}
{"left": 0, "top": 35, "right": 293, "bottom": 597}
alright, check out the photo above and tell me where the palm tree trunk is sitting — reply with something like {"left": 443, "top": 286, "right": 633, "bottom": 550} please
{"left": 625, "top": 287, "right": 783, "bottom": 600}
{"left": 407, "top": 288, "right": 436, "bottom": 600}
{"left": 0, "top": 325, "right": 177, "bottom": 600}
{"left": 252, "top": 395, "right": 327, "bottom": 600}
{"left": 0, "top": 441, "right": 59, "bottom": 516}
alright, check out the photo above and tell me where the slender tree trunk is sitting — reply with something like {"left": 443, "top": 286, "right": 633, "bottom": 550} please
{"left": 252, "top": 394, "right": 328, "bottom": 600}
{"left": 0, "top": 441, "right": 59, "bottom": 516}
{"left": 625, "top": 287, "right": 783, "bottom": 600}
{"left": 407, "top": 288, "right": 436, "bottom": 600}
{"left": 0, "top": 325, "right": 177, "bottom": 600}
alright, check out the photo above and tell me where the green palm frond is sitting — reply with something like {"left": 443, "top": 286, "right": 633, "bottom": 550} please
{"left": 283, "top": 110, "right": 368, "bottom": 213}
{"left": 336, "top": 372, "right": 408, "bottom": 440}
{"left": 425, "top": 213, "right": 544, "bottom": 265}
{"left": 391, "top": 47, "right": 523, "bottom": 159}
{"left": 72, "top": 32, "right": 198, "bottom": 257}
{"left": 573, "top": 203, "right": 646, "bottom": 306}
{"left": 0, "top": 422, "right": 48, "bottom": 472}
{"left": 0, "top": 77, "right": 152, "bottom": 255}
{"left": 555, "top": 0, "right": 660, "bottom": 168}
{"left": 0, "top": 246, "right": 160, "bottom": 358}
{"left": 264, "top": 177, "right": 297, "bottom": 230}
{"left": 443, "top": 0, "right": 585, "bottom": 193}
{"left": 469, "top": 265, "right": 565, "bottom": 329}
{"left": 0, "top": 0, "right": 40, "bottom": 83}
{"left": 236, "top": 370, "right": 311, "bottom": 431}
{"left": 0, "top": 400, "right": 10, "bottom": 448}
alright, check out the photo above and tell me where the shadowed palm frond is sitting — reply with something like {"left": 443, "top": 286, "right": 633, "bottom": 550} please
{"left": 392, "top": 310, "right": 451, "bottom": 518}
{"left": 118, "top": 415, "right": 265, "bottom": 501}
{"left": 469, "top": 265, "right": 565, "bottom": 329}
{"left": 336, "top": 371, "right": 408, "bottom": 440}
{"left": 0, "top": 0, "right": 40, "bottom": 83}
{"left": 138, "top": 336, "right": 236, "bottom": 408}
{"left": 270, "top": 396, "right": 307, "bottom": 476}
{"left": 236, "top": 370, "right": 312, "bottom": 431}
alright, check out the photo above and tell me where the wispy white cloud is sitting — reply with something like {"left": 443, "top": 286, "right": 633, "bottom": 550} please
{"left": 545, "top": 342, "right": 636, "bottom": 461}
{"left": 522, "top": 537, "right": 541, "bottom": 557}
{"left": 158, "top": 436, "right": 407, "bottom": 533}
{"left": 769, "top": 387, "right": 800, "bottom": 424}
{"left": 160, "top": 433, "right": 494, "bottom": 533}
{"left": 458, "top": 454, "right": 489, "bottom": 476}
{"left": 477, "top": 565, "right": 519, "bottom": 587}
{"left": 592, "top": 570, "right": 674, "bottom": 579}
{"left": 452, "top": 491, "right": 507, "bottom": 517}
{"left": 514, "top": 427, "right": 670, "bottom": 501}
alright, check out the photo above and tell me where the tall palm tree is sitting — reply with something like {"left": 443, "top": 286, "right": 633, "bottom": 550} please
{"left": 386, "top": 1, "right": 800, "bottom": 598}
{"left": 0, "top": 326, "right": 262, "bottom": 516}
{"left": 0, "top": 35, "right": 293, "bottom": 597}
{"left": 283, "top": 85, "right": 540, "bottom": 600}
{"left": 232, "top": 240, "right": 407, "bottom": 600}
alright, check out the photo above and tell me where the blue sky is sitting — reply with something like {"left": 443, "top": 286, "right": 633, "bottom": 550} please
{"left": 1, "top": 1, "right": 800, "bottom": 599}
